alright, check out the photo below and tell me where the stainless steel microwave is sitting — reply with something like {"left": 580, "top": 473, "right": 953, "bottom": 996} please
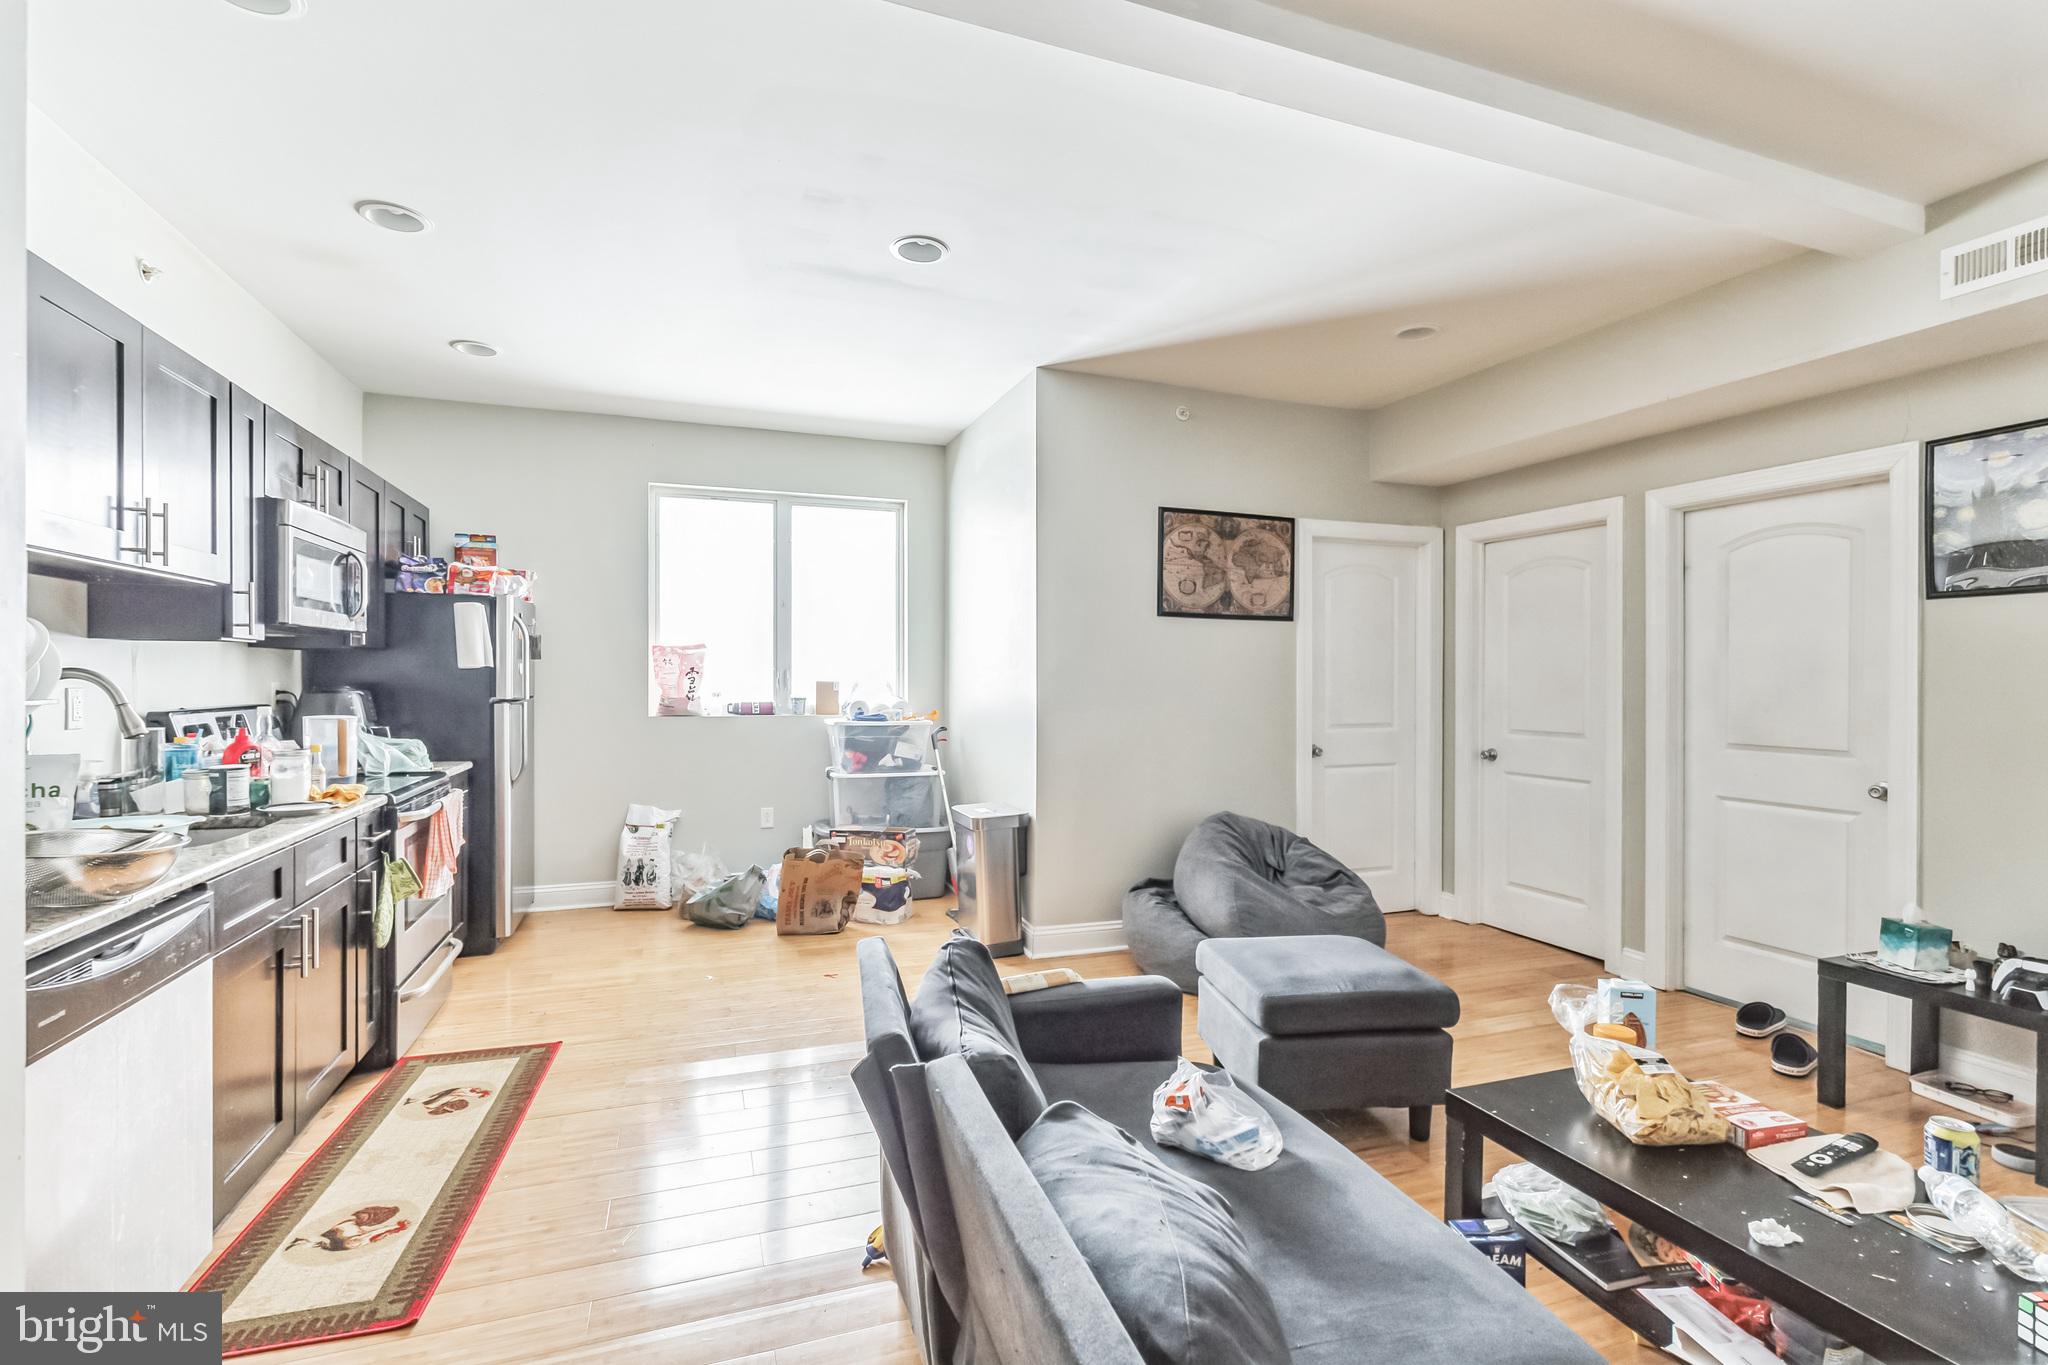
{"left": 260, "top": 498, "right": 370, "bottom": 640}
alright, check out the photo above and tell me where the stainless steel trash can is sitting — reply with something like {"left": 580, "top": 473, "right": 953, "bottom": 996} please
{"left": 950, "top": 803, "right": 1028, "bottom": 957}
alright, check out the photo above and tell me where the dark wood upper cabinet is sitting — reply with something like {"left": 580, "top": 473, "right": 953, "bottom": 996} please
{"left": 345, "top": 460, "right": 389, "bottom": 644}
{"left": 225, "top": 387, "right": 265, "bottom": 641}
{"left": 27, "top": 255, "right": 143, "bottom": 565}
{"left": 139, "top": 333, "right": 232, "bottom": 583}
{"left": 262, "top": 407, "right": 350, "bottom": 520}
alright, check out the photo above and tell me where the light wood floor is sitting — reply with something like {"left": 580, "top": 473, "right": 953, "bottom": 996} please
{"left": 215, "top": 903, "right": 2036, "bottom": 1364}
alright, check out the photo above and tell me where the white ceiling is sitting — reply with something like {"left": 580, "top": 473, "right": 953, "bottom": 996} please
{"left": 25, "top": 0, "right": 2042, "bottom": 444}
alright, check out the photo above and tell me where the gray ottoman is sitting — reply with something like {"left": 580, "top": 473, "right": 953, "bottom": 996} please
{"left": 1196, "top": 935, "right": 1459, "bottom": 1140}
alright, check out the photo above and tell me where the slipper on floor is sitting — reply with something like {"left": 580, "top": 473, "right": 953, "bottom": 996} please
{"left": 1735, "top": 1001, "right": 1787, "bottom": 1037}
{"left": 1771, "top": 1033, "right": 1819, "bottom": 1077}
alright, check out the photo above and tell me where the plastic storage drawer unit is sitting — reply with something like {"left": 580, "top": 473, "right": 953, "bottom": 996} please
{"left": 825, "top": 720, "right": 938, "bottom": 774}
{"left": 828, "top": 770, "right": 949, "bottom": 830}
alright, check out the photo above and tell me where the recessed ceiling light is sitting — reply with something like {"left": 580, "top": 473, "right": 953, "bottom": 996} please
{"left": 224, "top": 0, "right": 306, "bottom": 16}
{"left": 891, "top": 235, "right": 949, "bottom": 265}
{"left": 355, "top": 200, "right": 430, "bottom": 234}
{"left": 448, "top": 340, "right": 498, "bottom": 358}
{"left": 1395, "top": 324, "right": 1440, "bottom": 341}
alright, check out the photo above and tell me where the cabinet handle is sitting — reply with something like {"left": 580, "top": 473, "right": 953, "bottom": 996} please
{"left": 117, "top": 498, "right": 153, "bottom": 557}
{"left": 300, "top": 911, "right": 313, "bottom": 978}
{"left": 152, "top": 501, "right": 171, "bottom": 563}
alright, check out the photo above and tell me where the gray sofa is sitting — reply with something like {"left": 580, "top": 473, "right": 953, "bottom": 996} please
{"left": 1125, "top": 812, "right": 1386, "bottom": 993}
{"left": 853, "top": 937, "right": 1601, "bottom": 1364}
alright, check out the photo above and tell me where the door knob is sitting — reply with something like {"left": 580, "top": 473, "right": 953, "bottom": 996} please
{"left": 1868, "top": 782, "right": 1889, "bottom": 802}
{"left": 1311, "top": 744, "right": 1324, "bottom": 758}
{"left": 1479, "top": 748, "right": 1499, "bottom": 762}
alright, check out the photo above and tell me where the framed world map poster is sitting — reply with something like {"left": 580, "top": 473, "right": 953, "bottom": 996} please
{"left": 1157, "top": 506, "right": 1295, "bottom": 620}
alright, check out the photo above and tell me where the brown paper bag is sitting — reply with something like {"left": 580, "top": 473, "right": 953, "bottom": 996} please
{"left": 777, "top": 846, "right": 861, "bottom": 935}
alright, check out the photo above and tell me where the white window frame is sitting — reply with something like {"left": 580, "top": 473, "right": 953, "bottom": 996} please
{"left": 647, "top": 483, "right": 909, "bottom": 714}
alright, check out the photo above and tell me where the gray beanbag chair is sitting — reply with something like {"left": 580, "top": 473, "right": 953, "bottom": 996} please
{"left": 1174, "top": 812, "right": 1385, "bottom": 946}
{"left": 1121, "top": 878, "right": 1207, "bottom": 994}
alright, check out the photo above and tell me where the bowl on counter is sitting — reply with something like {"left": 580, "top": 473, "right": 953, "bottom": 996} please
{"left": 25, "top": 829, "right": 190, "bottom": 908}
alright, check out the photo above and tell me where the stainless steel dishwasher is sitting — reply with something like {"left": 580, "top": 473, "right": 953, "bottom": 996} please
{"left": 24, "top": 888, "right": 216, "bottom": 1291}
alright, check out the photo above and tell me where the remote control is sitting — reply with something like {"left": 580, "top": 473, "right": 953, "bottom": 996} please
{"left": 1792, "top": 1132, "right": 1879, "bottom": 1178}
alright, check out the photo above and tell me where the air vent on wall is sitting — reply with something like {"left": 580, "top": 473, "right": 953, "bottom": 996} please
{"left": 1941, "top": 213, "right": 2048, "bottom": 298}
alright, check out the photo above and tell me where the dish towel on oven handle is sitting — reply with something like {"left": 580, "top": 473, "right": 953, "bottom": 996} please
{"left": 419, "top": 788, "right": 466, "bottom": 900}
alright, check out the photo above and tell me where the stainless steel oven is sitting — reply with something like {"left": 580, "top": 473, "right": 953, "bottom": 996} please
{"left": 358, "top": 770, "right": 459, "bottom": 1069}
{"left": 261, "top": 498, "right": 369, "bottom": 640}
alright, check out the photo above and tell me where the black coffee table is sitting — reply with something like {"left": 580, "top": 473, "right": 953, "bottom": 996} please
{"left": 1445, "top": 1069, "right": 2032, "bottom": 1364}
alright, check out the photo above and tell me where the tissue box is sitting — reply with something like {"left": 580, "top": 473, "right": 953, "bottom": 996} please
{"left": 1879, "top": 917, "right": 1953, "bottom": 973}
{"left": 1596, "top": 978, "right": 1657, "bottom": 1049}
{"left": 1450, "top": 1218, "right": 1526, "bottom": 1284}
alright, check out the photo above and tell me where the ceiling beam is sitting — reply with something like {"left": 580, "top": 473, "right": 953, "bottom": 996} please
{"left": 881, "top": 0, "right": 1924, "bottom": 256}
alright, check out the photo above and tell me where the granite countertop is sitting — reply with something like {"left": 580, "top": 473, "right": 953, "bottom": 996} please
{"left": 26, "top": 797, "right": 388, "bottom": 960}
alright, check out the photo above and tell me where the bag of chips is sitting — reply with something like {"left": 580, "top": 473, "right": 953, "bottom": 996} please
{"left": 1551, "top": 984, "right": 1729, "bottom": 1146}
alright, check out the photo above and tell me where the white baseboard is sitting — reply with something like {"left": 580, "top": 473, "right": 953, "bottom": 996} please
{"left": 528, "top": 881, "right": 616, "bottom": 912}
{"left": 1934, "top": 1042, "right": 2039, "bottom": 1098}
{"left": 1436, "top": 891, "right": 1473, "bottom": 923}
{"left": 1022, "top": 918, "right": 1127, "bottom": 959}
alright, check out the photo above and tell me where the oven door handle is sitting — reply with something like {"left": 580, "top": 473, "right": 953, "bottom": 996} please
{"left": 397, "top": 798, "right": 447, "bottom": 826}
{"left": 398, "top": 937, "right": 462, "bottom": 1003}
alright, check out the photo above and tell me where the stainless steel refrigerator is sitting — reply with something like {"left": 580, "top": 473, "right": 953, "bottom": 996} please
{"left": 303, "top": 593, "right": 537, "bottom": 953}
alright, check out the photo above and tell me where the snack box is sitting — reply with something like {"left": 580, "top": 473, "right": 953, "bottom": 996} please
{"left": 448, "top": 562, "right": 498, "bottom": 595}
{"left": 1695, "top": 1080, "right": 1809, "bottom": 1150}
{"left": 1450, "top": 1218, "right": 1526, "bottom": 1285}
{"left": 452, "top": 531, "right": 498, "bottom": 567}
{"left": 1596, "top": 977, "right": 1657, "bottom": 1049}
{"left": 396, "top": 555, "right": 448, "bottom": 593}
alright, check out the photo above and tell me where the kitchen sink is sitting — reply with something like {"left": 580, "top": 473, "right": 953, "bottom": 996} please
{"left": 184, "top": 826, "right": 261, "bottom": 846}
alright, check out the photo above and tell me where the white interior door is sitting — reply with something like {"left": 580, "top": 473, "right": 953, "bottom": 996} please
{"left": 1306, "top": 538, "right": 1418, "bottom": 910}
{"left": 1681, "top": 482, "right": 1891, "bottom": 1029}
{"left": 1478, "top": 525, "right": 1612, "bottom": 956}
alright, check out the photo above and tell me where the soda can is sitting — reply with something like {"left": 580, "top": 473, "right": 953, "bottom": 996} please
{"left": 1924, "top": 1115, "right": 1982, "bottom": 1183}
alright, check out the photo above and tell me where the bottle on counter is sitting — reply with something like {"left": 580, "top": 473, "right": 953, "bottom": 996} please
{"left": 307, "top": 742, "right": 327, "bottom": 792}
{"left": 73, "top": 759, "right": 105, "bottom": 819}
{"left": 223, "top": 725, "right": 264, "bottom": 778}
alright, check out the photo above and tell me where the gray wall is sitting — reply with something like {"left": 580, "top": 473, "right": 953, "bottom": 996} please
{"left": 1030, "top": 371, "right": 1438, "bottom": 929}
{"left": 945, "top": 375, "right": 1037, "bottom": 814}
{"left": 1437, "top": 340, "right": 2048, "bottom": 1071}
{"left": 363, "top": 396, "right": 947, "bottom": 890}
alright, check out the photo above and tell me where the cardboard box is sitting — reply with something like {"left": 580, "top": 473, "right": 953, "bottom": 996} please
{"left": 1450, "top": 1218, "right": 1526, "bottom": 1284}
{"left": 824, "top": 827, "right": 923, "bottom": 868}
{"left": 777, "top": 845, "right": 862, "bottom": 935}
{"left": 1695, "top": 1080, "right": 1810, "bottom": 1150}
{"left": 452, "top": 532, "right": 498, "bottom": 567}
{"left": 1596, "top": 978, "right": 1657, "bottom": 1049}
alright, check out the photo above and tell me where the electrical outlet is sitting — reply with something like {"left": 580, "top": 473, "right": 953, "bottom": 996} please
{"left": 759, "top": 806, "right": 775, "bottom": 829}
{"left": 64, "top": 685, "right": 86, "bottom": 730}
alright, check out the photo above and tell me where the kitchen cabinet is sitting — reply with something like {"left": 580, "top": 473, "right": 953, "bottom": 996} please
{"left": 211, "top": 900, "right": 296, "bottom": 1223}
{"left": 263, "top": 406, "right": 349, "bottom": 520}
{"left": 27, "top": 254, "right": 143, "bottom": 566}
{"left": 384, "top": 480, "right": 431, "bottom": 563}
{"left": 346, "top": 460, "right": 389, "bottom": 646}
{"left": 292, "top": 877, "right": 355, "bottom": 1124}
{"left": 225, "top": 387, "right": 266, "bottom": 641}
{"left": 352, "top": 814, "right": 388, "bottom": 1068}
{"left": 138, "top": 333, "right": 233, "bottom": 583}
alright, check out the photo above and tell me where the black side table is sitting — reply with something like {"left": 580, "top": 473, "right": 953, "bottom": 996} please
{"left": 1816, "top": 954, "right": 2046, "bottom": 1188}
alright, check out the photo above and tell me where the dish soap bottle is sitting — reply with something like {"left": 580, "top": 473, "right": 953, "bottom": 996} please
{"left": 307, "top": 742, "right": 327, "bottom": 792}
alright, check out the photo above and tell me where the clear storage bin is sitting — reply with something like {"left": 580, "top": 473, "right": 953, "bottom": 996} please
{"left": 826, "top": 719, "right": 938, "bottom": 774}
{"left": 829, "top": 770, "right": 948, "bottom": 829}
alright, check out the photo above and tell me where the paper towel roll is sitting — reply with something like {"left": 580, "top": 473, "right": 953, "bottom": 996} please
{"left": 454, "top": 600, "right": 495, "bottom": 669}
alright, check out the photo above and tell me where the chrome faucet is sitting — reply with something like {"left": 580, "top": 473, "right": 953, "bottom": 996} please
{"left": 59, "top": 667, "right": 150, "bottom": 740}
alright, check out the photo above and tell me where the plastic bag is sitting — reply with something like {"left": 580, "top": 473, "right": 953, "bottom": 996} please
{"left": 1550, "top": 983, "right": 1729, "bottom": 1146}
{"left": 1150, "top": 1059, "right": 1283, "bottom": 1171}
{"left": 357, "top": 731, "right": 432, "bottom": 778}
{"left": 673, "top": 846, "right": 728, "bottom": 902}
{"left": 615, "top": 805, "right": 680, "bottom": 909}
{"left": 756, "top": 862, "right": 781, "bottom": 920}
{"left": 1923, "top": 1170, "right": 2048, "bottom": 1282}
{"left": 1493, "top": 1163, "right": 1606, "bottom": 1244}
{"left": 684, "top": 865, "right": 766, "bottom": 930}
{"left": 651, "top": 644, "right": 708, "bottom": 716}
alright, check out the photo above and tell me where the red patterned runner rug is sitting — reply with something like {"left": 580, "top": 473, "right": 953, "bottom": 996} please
{"left": 192, "top": 1042, "right": 560, "bottom": 1356}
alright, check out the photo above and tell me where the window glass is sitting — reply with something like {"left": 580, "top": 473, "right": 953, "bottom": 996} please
{"left": 791, "top": 502, "right": 901, "bottom": 706}
{"left": 653, "top": 495, "right": 775, "bottom": 708}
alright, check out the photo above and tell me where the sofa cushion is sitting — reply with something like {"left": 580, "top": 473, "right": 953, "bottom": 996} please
{"left": 1019, "top": 1101, "right": 1290, "bottom": 1365}
{"left": 1174, "top": 813, "right": 1384, "bottom": 946}
{"left": 1196, "top": 935, "right": 1460, "bottom": 1035}
{"left": 1033, "top": 1060, "right": 1602, "bottom": 1365}
{"left": 909, "top": 931, "right": 1047, "bottom": 1138}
